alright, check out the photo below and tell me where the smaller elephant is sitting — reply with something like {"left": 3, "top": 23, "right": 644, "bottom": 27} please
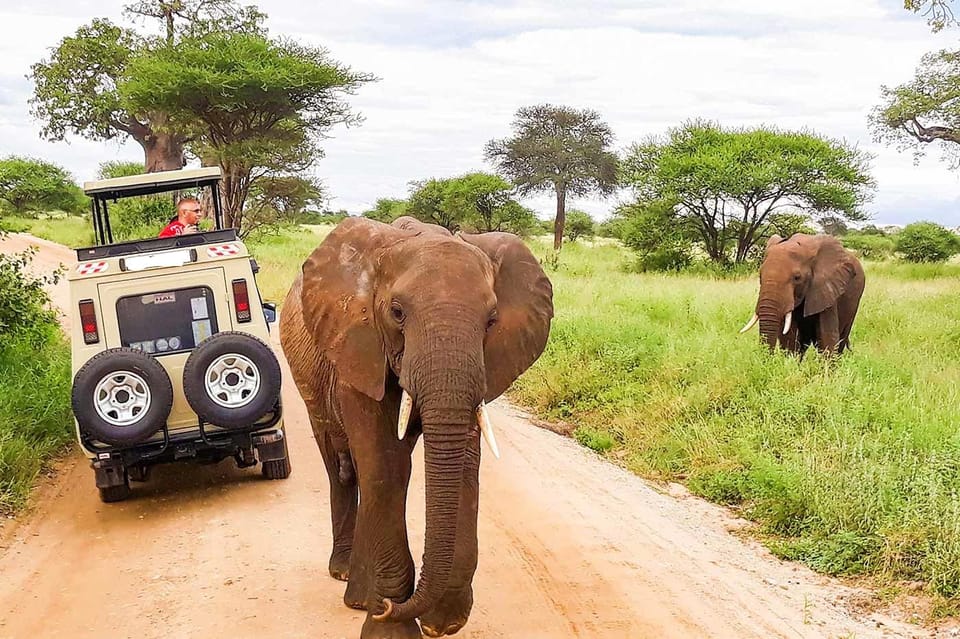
{"left": 740, "top": 233, "right": 865, "bottom": 354}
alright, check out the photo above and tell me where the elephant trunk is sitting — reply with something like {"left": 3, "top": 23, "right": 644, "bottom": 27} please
{"left": 377, "top": 322, "right": 483, "bottom": 623}
{"left": 757, "top": 293, "right": 785, "bottom": 351}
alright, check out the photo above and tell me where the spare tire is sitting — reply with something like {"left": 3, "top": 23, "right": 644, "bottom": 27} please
{"left": 72, "top": 348, "right": 173, "bottom": 447}
{"left": 183, "top": 332, "right": 281, "bottom": 429}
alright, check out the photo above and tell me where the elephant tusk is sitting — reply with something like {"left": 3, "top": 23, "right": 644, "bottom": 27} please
{"left": 739, "top": 314, "right": 759, "bottom": 334}
{"left": 476, "top": 401, "right": 501, "bottom": 459}
{"left": 397, "top": 390, "right": 413, "bottom": 440}
{"left": 783, "top": 311, "right": 793, "bottom": 335}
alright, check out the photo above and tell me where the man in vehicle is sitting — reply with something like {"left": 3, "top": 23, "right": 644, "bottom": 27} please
{"left": 158, "top": 197, "right": 202, "bottom": 237}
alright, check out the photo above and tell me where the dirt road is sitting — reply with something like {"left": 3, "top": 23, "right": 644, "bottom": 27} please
{"left": 0, "top": 234, "right": 939, "bottom": 638}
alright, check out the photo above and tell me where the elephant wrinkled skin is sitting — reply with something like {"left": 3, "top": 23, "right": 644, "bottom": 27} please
{"left": 742, "top": 233, "right": 865, "bottom": 355}
{"left": 279, "top": 216, "right": 553, "bottom": 639}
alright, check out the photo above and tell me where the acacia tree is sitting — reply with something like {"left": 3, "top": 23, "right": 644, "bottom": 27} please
{"left": 0, "top": 157, "right": 86, "bottom": 215}
{"left": 870, "top": 49, "right": 960, "bottom": 169}
{"left": 405, "top": 173, "right": 536, "bottom": 234}
{"left": 485, "top": 104, "right": 618, "bottom": 250}
{"left": 120, "top": 32, "right": 372, "bottom": 229}
{"left": 30, "top": 2, "right": 264, "bottom": 173}
{"left": 363, "top": 198, "right": 409, "bottom": 223}
{"left": 621, "top": 121, "right": 875, "bottom": 264}
{"left": 244, "top": 175, "right": 326, "bottom": 237}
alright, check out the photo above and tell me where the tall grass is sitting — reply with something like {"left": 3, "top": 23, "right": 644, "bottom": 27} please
{"left": 513, "top": 240, "right": 960, "bottom": 599}
{"left": 0, "top": 323, "right": 73, "bottom": 513}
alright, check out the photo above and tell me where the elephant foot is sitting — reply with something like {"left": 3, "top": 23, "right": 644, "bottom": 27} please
{"left": 329, "top": 547, "right": 352, "bottom": 581}
{"left": 344, "top": 571, "right": 371, "bottom": 610}
{"left": 419, "top": 586, "right": 473, "bottom": 637}
{"left": 361, "top": 614, "right": 421, "bottom": 639}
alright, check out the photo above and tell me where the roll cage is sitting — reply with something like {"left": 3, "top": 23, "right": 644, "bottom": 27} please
{"left": 82, "top": 167, "right": 226, "bottom": 247}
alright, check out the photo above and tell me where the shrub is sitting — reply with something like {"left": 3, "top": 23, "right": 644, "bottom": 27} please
{"left": 842, "top": 233, "right": 896, "bottom": 260}
{"left": 632, "top": 247, "right": 692, "bottom": 272}
{"left": 896, "top": 222, "right": 960, "bottom": 263}
{"left": 0, "top": 233, "right": 60, "bottom": 341}
{"left": 109, "top": 196, "right": 176, "bottom": 241}
{"left": 0, "top": 232, "right": 71, "bottom": 512}
{"left": 563, "top": 210, "right": 595, "bottom": 242}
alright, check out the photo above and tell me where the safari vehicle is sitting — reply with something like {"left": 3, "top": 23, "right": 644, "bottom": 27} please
{"left": 69, "top": 167, "right": 290, "bottom": 503}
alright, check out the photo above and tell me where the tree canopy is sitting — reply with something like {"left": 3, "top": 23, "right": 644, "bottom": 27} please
{"left": 620, "top": 121, "right": 875, "bottom": 264}
{"left": 366, "top": 173, "right": 536, "bottom": 235}
{"left": 871, "top": 49, "right": 960, "bottom": 168}
{"left": 363, "top": 198, "right": 409, "bottom": 223}
{"left": 0, "top": 157, "right": 86, "bottom": 215}
{"left": 485, "top": 104, "right": 618, "bottom": 250}
{"left": 119, "top": 31, "right": 373, "bottom": 229}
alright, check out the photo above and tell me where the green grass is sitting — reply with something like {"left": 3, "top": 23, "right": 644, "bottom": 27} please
{"left": 513, "top": 240, "right": 960, "bottom": 600}
{"left": 246, "top": 224, "right": 332, "bottom": 306}
{"left": 0, "top": 327, "right": 73, "bottom": 513}
{"left": 0, "top": 214, "right": 95, "bottom": 248}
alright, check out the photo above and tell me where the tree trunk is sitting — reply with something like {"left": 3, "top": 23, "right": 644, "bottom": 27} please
{"left": 142, "top": 132, "right": 185, "bottom": 173}
{"left": 553, "top": 184, "right": 566, "bottom": 251}
{"left": 124, "top": 112, "right": 185, "bottom": 174}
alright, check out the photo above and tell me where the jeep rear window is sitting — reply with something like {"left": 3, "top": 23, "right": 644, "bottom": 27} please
{"left": 116, "top": 286, "right": 219, "bottom": 355}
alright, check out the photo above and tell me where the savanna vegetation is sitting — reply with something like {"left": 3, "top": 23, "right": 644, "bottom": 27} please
{"left": 511, "top": 239, "right": 960, "bottom": 604}
{"left": 0, "top": 234, "right": 72, "bottom": 513}
{"left": 6, "top": 0, "right": 960, "bottom": 617}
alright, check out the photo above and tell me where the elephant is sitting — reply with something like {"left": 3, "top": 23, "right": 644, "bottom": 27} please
{"left": 279, "top": 216, "right": 553, "bottom": 639}
{"left": 740, "top": 233, "right": 865, "bottom": 355}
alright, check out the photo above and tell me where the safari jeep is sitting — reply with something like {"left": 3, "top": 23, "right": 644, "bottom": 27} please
{"left": 69, "top": 167, "right": 290, "bottom": 503}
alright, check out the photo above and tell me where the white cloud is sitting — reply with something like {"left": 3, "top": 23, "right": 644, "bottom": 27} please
{"left": 0, "top": 0, "right": 958, "bottom": 225}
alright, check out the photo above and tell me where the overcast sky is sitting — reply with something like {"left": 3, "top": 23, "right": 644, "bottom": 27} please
{"left": 1, "top": 0, "right": 959, "bottom": 225}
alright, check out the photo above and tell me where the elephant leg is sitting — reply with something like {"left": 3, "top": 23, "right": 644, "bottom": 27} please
{"left": 420, "top": 434, "right": 480, "bottom": 638}
{"left": 338, "top": 394, "right": 420, "bottom": 638}
{"left": 817, "top": 307, "right": 841, "bottom": 354}
{"left": 315, "top": 425, "right": 358, "bottom": 582}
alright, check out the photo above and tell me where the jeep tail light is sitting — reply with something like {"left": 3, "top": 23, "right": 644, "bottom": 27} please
{"left": 232, "top": 279, "right": 252, "bottom": 323}
{"left": 79, "top": 299, "right": 100, "bottom": 344}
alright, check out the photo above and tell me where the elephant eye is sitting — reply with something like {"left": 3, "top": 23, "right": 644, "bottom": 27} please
{"left": 792, "top": 273, "right": 802, "bottom": 282}
{"left": 486, "top": 313, "right": 498, "bottom": 331}
{"left": 390, "top": 301, "right": 405, "bottom": 323}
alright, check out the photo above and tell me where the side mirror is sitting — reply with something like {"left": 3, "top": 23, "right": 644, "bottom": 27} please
{"left": 262, "top": 302, "right": 277, "bottom": 324}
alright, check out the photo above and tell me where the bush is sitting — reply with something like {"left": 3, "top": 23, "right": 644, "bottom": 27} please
{"left": 597, "top": 216, "right": 629, "bottom": 240}
{"left": 0, "top": 232, "right": 71, "bottom": 512}
{"left": 0, "top": 156, "right": 87, "bottom": 215}
{"left": 0, "top": 234, "right": 61, "bottom": 341}
{"left": 631, "top": 247, "right": 692, "bottom": 272}
{"left": 842, "top": 233, "right": 896, "bottom": 260}
{"left": 896, "top": 221, "right": 960, "bottom": 263}
{"left": 563, "top": 210, "right": 595, "bottom": 242}
{"left": 109, "top": 196, "right": 176, "bottom": 241}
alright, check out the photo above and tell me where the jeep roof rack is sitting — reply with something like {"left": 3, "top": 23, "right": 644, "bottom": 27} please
{"left": 83, "top": 167, "right": 225, "bottom": 246}
{"left": 83, "top": 167, "right": 223, "bottom": 198}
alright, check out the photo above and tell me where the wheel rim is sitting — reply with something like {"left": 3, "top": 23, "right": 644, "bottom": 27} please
{"left": 94, "top": 371, "right": 152, "bottom": 426}
{"left": 204, "top": 353, "right": 261, "bottom": 408}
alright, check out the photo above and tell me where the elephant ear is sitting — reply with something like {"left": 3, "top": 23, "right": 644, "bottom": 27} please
{"left": 458, "top": 232, "right": 554, "bottom": 401}
{"left": 765, "top": 234, "right": 784, "bottom": 250}
{"left": 300, "top": 217, "right": 401, "bottom": 401}
{"left": 804, "top": 237, "right": 857, "bottom": 317}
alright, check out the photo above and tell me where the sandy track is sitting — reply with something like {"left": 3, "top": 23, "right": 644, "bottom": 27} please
{"left": 0, "top": 234, "right": 939, "bottom": 639}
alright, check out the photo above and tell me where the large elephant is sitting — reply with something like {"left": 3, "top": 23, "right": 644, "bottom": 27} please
{"left": 279, "top": 216, "right": 553, "bottom": 639}
{"left": 740, "top": 233, "right": 865, "bottom": 354}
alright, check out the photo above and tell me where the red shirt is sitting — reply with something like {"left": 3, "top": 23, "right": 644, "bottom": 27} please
{"left": 158, "top": 219, "right": 187, "bottom": 238}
